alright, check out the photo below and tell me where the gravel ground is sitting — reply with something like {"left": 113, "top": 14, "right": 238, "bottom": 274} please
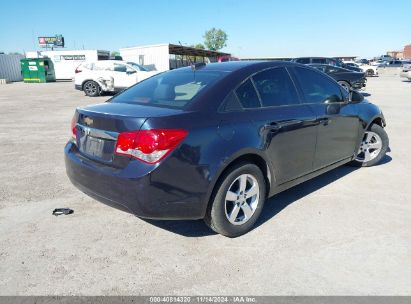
{"left": 0, "top": 76, "right": 410, "bottom": 295}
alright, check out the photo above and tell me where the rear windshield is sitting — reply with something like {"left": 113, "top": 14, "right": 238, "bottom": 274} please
{"left": 111, "top": 69, "right": 226, "bottom": 108}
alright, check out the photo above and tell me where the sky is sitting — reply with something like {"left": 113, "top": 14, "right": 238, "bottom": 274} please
{"left": 0, "top": 0, "right": 410, "bottom": 58}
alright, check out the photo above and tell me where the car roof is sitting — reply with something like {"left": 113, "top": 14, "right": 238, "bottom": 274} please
{"left": 293, "top": 57, "right": 335, "bottom": 59}
{"left": 308, "top": 63, "right": 334, "bottom": 66}
{"left": 175, "top": 60, "right": 296, "bottom": 73}
{"left": 91, "top": 60, "right": 132, "bottom": 64}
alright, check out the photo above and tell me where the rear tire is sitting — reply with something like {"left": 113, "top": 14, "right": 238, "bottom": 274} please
{"left": 83, "top": 80, "right": 100, "bottom": 97}
{"left": 204, "top": 163, "right": 266, "bottom": 237}
{"left": 338, "top": 80, "right": 351, "bottom": 92}
{"left": 366, "top": 69, "right": 374, "bottom": 77}
{"left": 349, "top": 124, "right": 389, "bottom": 167}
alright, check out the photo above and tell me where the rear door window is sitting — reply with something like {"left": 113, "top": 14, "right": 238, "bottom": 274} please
{"left": 113, "top": 64, "right": 127, "bottom": 72}
{"left": 235, "top": 79, "right": 261, "bottom": 109}
{"left": 293, "top": 67, "right": 344, "bottom": 104}
{"left": 252, "top": 67, "right": 300, "bottom": 107}
{"left": 326, "top": 66, "right": 343, "bottom": 73}
{"left": 94, "top": 62, "right": 113, "bottom": 71}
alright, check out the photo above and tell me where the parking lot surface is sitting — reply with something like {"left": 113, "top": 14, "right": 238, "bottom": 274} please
{"left": 0, "top": 76, "right": 410, "bottom": 295}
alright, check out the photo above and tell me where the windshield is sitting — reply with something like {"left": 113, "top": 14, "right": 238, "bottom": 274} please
{"left": 310, "top": 65, "right": 326, "bottom": 72}
{"left": 111, "top": 69, "right": 227, "bottom": 108}
{"left": 328, "top": 66, "right": 347, "bottom": 73}
{"left": 126, "top": 62, "right": 148, "bottom": 71}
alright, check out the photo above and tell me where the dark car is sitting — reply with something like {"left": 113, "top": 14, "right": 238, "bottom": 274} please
{"left": 292, "top": 57, "right": 343, "bottom": 66}
{"left": 292, "top": 57, "right": 364, "bottom": 73}
{"left": 356, "top": 59, "right": 370, "bottom": 65}
{"left": 65, "top": 61, "right": 388, "bottom": 237}
{"left": 378, "top": 60, "right": 403, "bottom": 68}
{"left": 342, "top": 63, "right": 364, "bottom": 73}
{"left": 308, "top": 64, "right": 367, "bottom": 91}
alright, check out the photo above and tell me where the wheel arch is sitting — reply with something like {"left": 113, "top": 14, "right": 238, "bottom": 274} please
{"left": 204, "top": 151, "right": 273, "bottom": 217}
{"left": 338, "top": 79, "right": 352, "bottom": 89}
{"left": 366, "top": 68, "right": 374, "bottom": 75}
{"left": 82, "top": 79, "right": 100, "bottom": 89}
{"left": 366, "top": 115, "right": 386, "bottom": 130}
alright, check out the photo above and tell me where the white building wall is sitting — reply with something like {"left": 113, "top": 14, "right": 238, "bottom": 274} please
{"left": 0, "top": 54, "right": 23, "bottom": 82}
{"left": 25, "top": 50, "right": 109, "bottom": 80}
{"left": 120, "top": 44, "right": 170, "bottom": 72}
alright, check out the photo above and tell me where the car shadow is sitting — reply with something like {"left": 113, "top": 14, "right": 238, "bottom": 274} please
{"left": 143, "top": 154, "right": 392, "bottom": 238}
{"left": 255, "top": 155, "right": 392, "bottom": 230}
{"left": 141, "top": 218, "right": 217, "bottom": 237}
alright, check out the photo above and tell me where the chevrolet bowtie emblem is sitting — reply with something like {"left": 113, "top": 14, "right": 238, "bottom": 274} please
{"left": 84, "top": 117, "right": 93, "bottom": 126}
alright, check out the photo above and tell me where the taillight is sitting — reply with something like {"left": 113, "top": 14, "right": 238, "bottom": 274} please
{"left": 71, "top": 115, "right": 77, "bottom": 139}
{"left": 115, "top": 129, "right": 188, "bottom": 164}
{"left": 75, "top": 66, "right": 82, "bottom": 73}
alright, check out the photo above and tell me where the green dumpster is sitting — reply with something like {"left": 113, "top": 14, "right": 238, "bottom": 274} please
{"left": 20, "top": 58, "right": 56, "bottom": 83}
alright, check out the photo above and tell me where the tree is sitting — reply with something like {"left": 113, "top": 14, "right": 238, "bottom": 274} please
{"left": 110, "top": 51, "right": 120, "bottom": 57}
{"left": 203, "top": 28, "right": 228, "bottom": 51}
{"left": 194, "top": 43, "right": 205, "bottom": 50}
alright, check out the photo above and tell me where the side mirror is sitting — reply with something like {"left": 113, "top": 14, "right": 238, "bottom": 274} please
{"left": 324, "top": 94, "right": 342, "bottom": 104}
{"left": 126, "top": 69, "right": 137, "bottom": 74}
{"left": 350, "top": 90, "right": 364, "bottom": 103}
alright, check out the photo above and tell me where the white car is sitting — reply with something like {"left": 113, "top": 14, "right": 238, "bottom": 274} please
{"left": 400, "top": 64, "right": 411, "bottom": 81}
{"left": 360, "top": 64, "right": 379, "bottom": 77}
{"left": 344, "top": 61, "right": 378, "bottom": 77}
{"left": 74, "top": 60, "right": 159, "bottom": 97}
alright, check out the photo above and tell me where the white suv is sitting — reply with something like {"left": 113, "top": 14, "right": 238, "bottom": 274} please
{"left": 74, "top": 60, "right": 159, "bottom": 97}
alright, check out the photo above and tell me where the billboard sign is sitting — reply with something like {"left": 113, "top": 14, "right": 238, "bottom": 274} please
{"left": 38, "top": 35, "right": 65, "bottom": 48}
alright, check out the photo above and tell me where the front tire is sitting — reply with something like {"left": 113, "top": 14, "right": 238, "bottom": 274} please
{"left": 350, "top": 124, "right": 389, "bottom": 167}
{"left": 338, "top": 80, "right": 351, "bottom": 92}
{"left": 205, "top": 163, "right": 266, "bottom": 237}
{"left": 83, "top": 80, "right": 100, "bottom": 97}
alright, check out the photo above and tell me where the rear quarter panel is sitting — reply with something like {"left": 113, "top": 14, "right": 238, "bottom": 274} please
{"left": 144, "top": 110, "right": 269, "bottom": 218}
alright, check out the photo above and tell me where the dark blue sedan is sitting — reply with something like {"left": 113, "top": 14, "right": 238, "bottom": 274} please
{"left": 65, "top": 61, "right": 388, "bottom": 237}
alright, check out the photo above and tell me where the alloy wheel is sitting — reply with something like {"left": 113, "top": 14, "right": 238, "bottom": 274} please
{"left": 224, "top": 174, "right": 259, "bottom": 225}
{"left": 339, "top": 81, "right": 350, "bottom": 92}
{"left": 355, "top": 131, "right": 383, "bottom": 162}
{"left": 84, "top": 82, "right": 98, "bottom": 95}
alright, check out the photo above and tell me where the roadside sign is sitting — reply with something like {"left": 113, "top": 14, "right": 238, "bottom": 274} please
{"left": 38, "top": 35, "right": 65, "bottom": 48}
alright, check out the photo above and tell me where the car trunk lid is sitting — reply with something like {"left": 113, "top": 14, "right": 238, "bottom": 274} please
{"left": 73, "top": 103, "right": 183, "bottom": 163}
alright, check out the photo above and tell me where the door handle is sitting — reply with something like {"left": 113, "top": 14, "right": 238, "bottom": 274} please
{"left": 264, "top": 120, "right": 303, "bottom": 132}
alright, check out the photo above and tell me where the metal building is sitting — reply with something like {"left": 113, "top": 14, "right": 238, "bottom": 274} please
{"left": 25, "top": 49, "right": 110, "bottom": 80}
{"left": 404, "top": 44, "right": 411, "bottom": 59}
{"left": 0, "top": 54, "right": 24, "bottom": 82}
{"left": 119, "top": 43, "right": 230, "bottom": 72}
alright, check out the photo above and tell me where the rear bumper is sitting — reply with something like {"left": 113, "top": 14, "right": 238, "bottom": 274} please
{"left": 64, "top": 141, "right": 207, "bottom": 220}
